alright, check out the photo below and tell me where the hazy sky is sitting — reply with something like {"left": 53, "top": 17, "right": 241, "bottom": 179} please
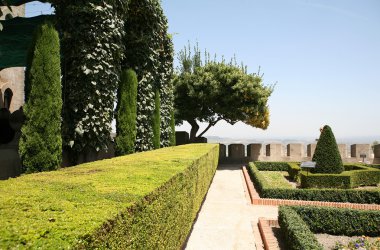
{"left": 26, "top": 1, "right": 380, "bottom": 140}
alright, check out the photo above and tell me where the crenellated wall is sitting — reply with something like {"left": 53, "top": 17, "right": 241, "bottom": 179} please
{"left": 219, "top": 143, "right": 376, "bottom": 164}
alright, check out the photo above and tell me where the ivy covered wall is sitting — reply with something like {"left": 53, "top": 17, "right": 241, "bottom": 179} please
{"left": 55, "top": 0, "right": 126, "bottom": 162}
{"left": 124, "top": 0, "right": 174, "bottom": 152}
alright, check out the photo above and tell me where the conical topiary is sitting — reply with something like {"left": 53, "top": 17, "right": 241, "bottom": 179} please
{"left": 312, "top": 125, "right": 344, "bottom": 174}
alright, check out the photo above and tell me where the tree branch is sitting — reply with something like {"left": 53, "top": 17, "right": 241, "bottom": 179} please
{"left": 197, "top": 118, "right": 222, "bottom": 138}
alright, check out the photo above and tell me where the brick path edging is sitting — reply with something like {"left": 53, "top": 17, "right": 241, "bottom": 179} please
{"left": 258, "top": 218, "right": 279, "bottom": 250}
{"left": 242, "top": 166, "right": 380, "bottom": 210}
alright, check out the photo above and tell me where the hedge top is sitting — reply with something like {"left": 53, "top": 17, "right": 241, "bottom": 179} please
{"left": 312, "top": 125, "right": 344, "bottom": 174}
{"left": 0, "top": 144, "right": 218, "bottom": 248}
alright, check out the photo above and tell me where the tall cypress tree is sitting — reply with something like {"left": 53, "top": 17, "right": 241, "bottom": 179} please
{"left": 153, "top": 89, "right": 161, "bottom": 149}
{"left": 19, "top": 22, "right": 62, "bottom": 173}
{"left": 312, "top": 125, "right": 344, "bottom": 174}
{"left": 115, "top": 69, "right": 138, "bottom": 156}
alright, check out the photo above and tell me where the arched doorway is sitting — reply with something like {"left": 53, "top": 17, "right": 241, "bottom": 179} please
{"left": 4, "top": 88, "right": 13, "bottom": 110}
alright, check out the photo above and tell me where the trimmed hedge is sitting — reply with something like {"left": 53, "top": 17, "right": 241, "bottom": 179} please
{"left": 312, "top": 125, "right": 344, "bottom": 174}
{"left": 292, "top": 206, "right": 380, "bottom": 237}
{"left": 301, "top": 165, "right": 380, "bottom": 189}
{"left": 279, "top": 205, "right": 380, "bottom": 249}
{"left": 0, "top": 144, "right": 219, "bottom": 249}
{"left": 254, "top": 161, "right": 290, "bottom": 171}
{"left": 248, "top": 163, "right": 380, "bottom": 204}
{"left": 278, "top": 206, "right": 323, "bottom": 250}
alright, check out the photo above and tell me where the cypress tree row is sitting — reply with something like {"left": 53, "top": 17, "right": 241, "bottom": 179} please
{"left": 19, "top": 22, "right": 62, "bottom": 173}
{"left": 312, "top": 125, "right": 344, "bottom": 174}
{"left": 153, "top": 89, "right": 161, "bottom": 149}
{"left": 169, "top": 109, "right": 176, "bottom": 146}
{"left": 115, "top": 69, "right": 138, "bottom": 156}
{"left": 55, "top": 1, "right": 126, "bottom": 163}
{"left": 124, "top": 0, "right": 174, "bottom": 152}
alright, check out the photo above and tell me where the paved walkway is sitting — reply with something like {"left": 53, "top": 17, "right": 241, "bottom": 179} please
{"left": 185, "top": 164, "right": 278, "bottom": 250}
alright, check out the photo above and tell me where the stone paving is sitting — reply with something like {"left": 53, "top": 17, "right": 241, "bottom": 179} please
{"left": 185, "top": 164, "right": 278, "bottom": 250}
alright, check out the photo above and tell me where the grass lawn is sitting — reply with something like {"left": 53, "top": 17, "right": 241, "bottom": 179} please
{"left": 260, "top": 171, "right": 295, "bottom": 189}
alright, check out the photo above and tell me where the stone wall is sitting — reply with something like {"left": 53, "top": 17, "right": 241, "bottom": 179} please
{"left": 0, "top": 5, "right": 26, "bottom": 113}
{"left": 220, "top": 143, "right": 375, "bottom": 164}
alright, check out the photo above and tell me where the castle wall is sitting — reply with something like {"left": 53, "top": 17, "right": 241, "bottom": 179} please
{"left": 0, "top": 5, "right": 26, "bottom": 113}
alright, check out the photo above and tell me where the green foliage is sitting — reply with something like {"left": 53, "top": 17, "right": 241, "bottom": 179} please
{"left": 253, "top": 161, "right": 301, "bottom": 181}
{"left": 19, "top": 22, "right": 62, "bottom": 173}
{"left": 248, "top": 163, "right": 380, "bottom": 204}
{"left": 0, "top": 144, "right": 219, "bottom": 248}
{"left": 115, "top": 69, "right": 138, "bottom": 156}
{"left": 124, "top": 0, "right": 173, "bottom": 152}
{"left": 169, "top": 108, "right": 176, "bottom": 146}
{"left": 173, "top": 44, "right": 273, "bottom": 141}
{"left": 260, "top": 171, "right": 294, "bottom": 189}
{"left": 278, "top": 206, "right": 323, "bottom": 250}
{"left": 292, "top": 206, "right": 380, "bottom": 237}
{"left": 153, "top": 89, "right": 161, "bottom": 149}
{"left": 312, "top": 125, "right": 344, "bottom": 173}
{"left": 301, "top": 165, "right": 380, "bottom": 189}
{"left": 254, "top": 161, "right": 290, "bottom": 171}
{"left": 56, "top": 1, "right": 125, "bottom": 162}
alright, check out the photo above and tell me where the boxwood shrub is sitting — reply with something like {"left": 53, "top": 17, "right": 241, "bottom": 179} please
{"left": 279, "top": 205, "right": 380, "bottom": 249}
{"left": 278, "top": 206, "right": 323, "bottom": 250}
{"left": 301, "top": 165, "right": 380, "bottom": 189}
{"left": 0, "top": 144, "right": 219, "bottom": 249}
{"left": 292, "top": 206, "right": 380, "bottom": 237}
{"left": 248, "top": 163, "right": 380, "bottom": 204}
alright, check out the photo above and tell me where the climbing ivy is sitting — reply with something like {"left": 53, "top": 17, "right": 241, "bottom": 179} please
{"left": 55, "top": 1, "right": 126, "bottom": 163}
{"left": 123, "top": 0, "right": 173, "bottom": 152}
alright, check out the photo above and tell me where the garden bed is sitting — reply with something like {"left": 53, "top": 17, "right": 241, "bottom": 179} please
{"left": 278, "top": 205, "right": 380, "bottom": 250}
{"left": 248, "top": 162, "right": 380, "bottom": 204}
{"left": 0, "top": 144, "right": 219, "bottom": 249}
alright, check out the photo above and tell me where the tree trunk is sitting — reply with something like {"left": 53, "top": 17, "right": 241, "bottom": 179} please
{"left": 188, "top": 119, "right": 199, "bottom": 142}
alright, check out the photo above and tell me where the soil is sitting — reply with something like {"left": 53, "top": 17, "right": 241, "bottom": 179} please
{"left": 315, "top": 233, "right": 379, "bottom": 250}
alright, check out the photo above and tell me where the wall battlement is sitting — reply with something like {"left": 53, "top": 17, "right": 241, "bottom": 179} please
{"left": 219, "top": 143, "right": 379, "bottom": 164}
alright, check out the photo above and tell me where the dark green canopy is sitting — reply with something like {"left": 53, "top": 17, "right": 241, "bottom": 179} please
{"left": 0, "top": 15, "right": 52, "bottom": 69}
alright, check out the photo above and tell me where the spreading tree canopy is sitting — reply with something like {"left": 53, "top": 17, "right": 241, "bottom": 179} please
{"left": 173, "top": 45, "right": 273, "bottom": 141}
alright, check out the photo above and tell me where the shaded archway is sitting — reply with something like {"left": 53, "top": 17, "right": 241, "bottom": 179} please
{"left": 4, "top": 88, "right": 13, "bottom": 109}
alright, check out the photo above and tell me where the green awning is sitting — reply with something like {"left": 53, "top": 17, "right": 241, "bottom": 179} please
{"left": 0, "top": 15, "right": 53, "bottom": 69}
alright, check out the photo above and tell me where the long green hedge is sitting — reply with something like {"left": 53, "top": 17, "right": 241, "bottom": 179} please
{"left": 278, "top": 206, "right": 323, "bottom": 250}
{"left": 0, "top": 144, "right": 219, "bottom": 249}
{"left": 279, "top": 206, "right": 380, "bottom": 249}
{"left": 248, "top": 163, "right": 380, "bottom": 204}
{"left": 292, "top": 206, "right": 380, "bottom": 236}
{"left": 301, "top": 165, "right": 380, "bottom": 189}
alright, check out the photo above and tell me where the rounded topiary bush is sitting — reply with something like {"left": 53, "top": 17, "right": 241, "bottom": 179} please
{"left": 312, "top": 125, "right": 344, "bottom": 174}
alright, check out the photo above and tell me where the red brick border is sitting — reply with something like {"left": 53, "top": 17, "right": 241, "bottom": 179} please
{"left": 258, "top": 218, "right": 279, "bottom": 250}
{"left": 242, "top": 166, "right": 380, "bottom": 210}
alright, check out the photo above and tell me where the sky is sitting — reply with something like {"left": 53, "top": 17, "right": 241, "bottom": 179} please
{"left": 25, "top": 0, "right": 380, "bottom": 141}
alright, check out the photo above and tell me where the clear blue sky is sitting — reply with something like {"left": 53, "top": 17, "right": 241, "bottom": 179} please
{"left": 26, "top": 0, "right": 380, "bottom": 140}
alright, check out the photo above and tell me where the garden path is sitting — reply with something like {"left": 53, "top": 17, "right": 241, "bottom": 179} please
{"left": 185, "top": 164, "right": 278, "bottom": 250}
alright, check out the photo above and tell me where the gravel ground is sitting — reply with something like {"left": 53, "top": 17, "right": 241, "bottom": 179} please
{"left": 315, "top": 234, "right": 379, "bottom": 250}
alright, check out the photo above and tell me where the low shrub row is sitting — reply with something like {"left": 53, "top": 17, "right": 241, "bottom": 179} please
{"left": 254, "top": 161, "right": 290, "bottom": 171}
{"left": 279, "top": 205, "right": 380, "bottom": 249}
{"left": 0, "top": 144, "right": 219, "bottom": 249}
{"left": 278, "top": 206, "right": 323, "bottom": 250}
{"left": 292, "top": 206, "right": 380, "bottom": 236}
{"left": 248, "top": 163, "right": 380, "bottom": 204}
{"left": 301, "top": 165, "right": 380, "bottom": 189}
